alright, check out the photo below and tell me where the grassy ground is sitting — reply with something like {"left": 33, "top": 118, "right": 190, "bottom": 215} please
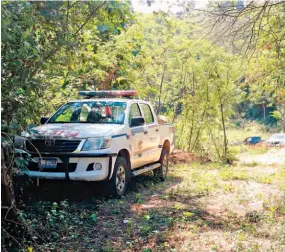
{"left": 3, "top": 149, "right": 285, "bottom": 252}
{"left": 227, "top": 121, "right": 273, "bottom": 143}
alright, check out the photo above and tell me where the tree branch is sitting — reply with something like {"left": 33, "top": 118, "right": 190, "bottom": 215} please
{"left": 73, "top": 1, "right": 107, "bottom": 36}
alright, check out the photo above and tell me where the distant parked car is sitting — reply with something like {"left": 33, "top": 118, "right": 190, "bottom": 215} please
{"left": 243, "top": 136, "right": 262, "bottom": 145}
{"left": 266, "top": 133, "right": 285, "bottom": 147}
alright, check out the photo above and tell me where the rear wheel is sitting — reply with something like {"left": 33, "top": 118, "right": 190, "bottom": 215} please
{"left": 154, "top": 148, "right": 169, "bottom": 181}
{"left": 108, "top": 156, "right": 129, "bottom": 197}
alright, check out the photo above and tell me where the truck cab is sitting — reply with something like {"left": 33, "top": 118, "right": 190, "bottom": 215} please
{"left": 21, "top": 90, "right": 174, "bottom": 196}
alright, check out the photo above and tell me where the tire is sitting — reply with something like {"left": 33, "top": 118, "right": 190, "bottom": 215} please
{"left": 153, "top": 148, "right": 169, "bottom": 181}
{"left": 108, "top": 156, "right": 130, "bottom": 197}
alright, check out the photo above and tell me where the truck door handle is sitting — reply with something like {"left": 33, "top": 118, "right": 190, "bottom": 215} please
{"left": 155, "top": 129, "right": 159, "bottom": 132}
{"left": 144, "top": 131, "right": 148, "bottom": 134}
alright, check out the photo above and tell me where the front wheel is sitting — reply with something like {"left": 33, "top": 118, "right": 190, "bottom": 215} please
{"left": 154, "top": 149, "right": 169, "bottom": 181}
{"left": 108, "top": 156, "right": 129, "bottom": 197}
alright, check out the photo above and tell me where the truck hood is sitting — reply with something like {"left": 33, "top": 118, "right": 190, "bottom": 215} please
{"left": 27, "top": 123, "right": 125, "bottom": 139}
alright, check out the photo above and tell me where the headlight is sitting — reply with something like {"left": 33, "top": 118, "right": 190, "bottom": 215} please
{"left": 82, "top": 137, "right": 112, "bottom": 151}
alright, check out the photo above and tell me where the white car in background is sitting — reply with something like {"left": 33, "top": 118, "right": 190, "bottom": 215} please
{"left": 266, "top": 133, "right": 285, "bottom": 147}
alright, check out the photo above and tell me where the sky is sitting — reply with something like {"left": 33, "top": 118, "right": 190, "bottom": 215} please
{"left": 131, "top": 0, "right": 208, "bottom": 13}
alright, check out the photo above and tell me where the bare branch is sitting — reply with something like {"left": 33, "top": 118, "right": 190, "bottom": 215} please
{"left": 73, "top": 1, "right": 107, "bottom": 36}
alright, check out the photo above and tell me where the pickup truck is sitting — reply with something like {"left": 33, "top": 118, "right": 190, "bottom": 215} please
{"left": 21, "top": 90, "right": 174, "bottom": 196}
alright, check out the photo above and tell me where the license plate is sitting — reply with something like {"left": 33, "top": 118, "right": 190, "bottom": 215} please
{"left": 38, "top": 158, "right": 57, "bottom": 169}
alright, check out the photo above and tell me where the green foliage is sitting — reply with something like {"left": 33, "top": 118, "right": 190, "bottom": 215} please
{"left": 1, "top": 1, "right": 133, "bottom": 130}
{"left": 14, "top": 148, "right": 34, "bottom": 172}
{"left": 90, "top": 213, "right": 98, "bottom": 223}
{"left": 220, "top": 168, "right": 249, "bottom": 181}
{"left": 271, "top": 110, "right": 282, "bottom": 120}
{"left": 134, "top": 193, "right": 145, "bottom": 204}
{"left": 2, "top": 2, "right": 283, "bottom": 159}
{"left": 243, "top": 5, "right": 285, "bottom": 131}
{"left": 114, "top": 13, "right": 244, "bottom": 161}
{"left": 142, "top": 248, "right": 152, "bottom": 252}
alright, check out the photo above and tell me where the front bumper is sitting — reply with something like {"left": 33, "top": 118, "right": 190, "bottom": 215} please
{"left": 266, "top": 142, "right": 284, "bottom": 147}
{"left": 19, "top": 152, "right": 117, "bottom": 181}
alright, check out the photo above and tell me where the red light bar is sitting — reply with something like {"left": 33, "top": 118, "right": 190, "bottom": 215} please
{"left": 79, "top": 90, "right": 138, "bottom": 98}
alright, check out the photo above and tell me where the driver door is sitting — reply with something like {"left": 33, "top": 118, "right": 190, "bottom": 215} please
{"left": 129, "top": 103, "right": 146, "bottom": 168}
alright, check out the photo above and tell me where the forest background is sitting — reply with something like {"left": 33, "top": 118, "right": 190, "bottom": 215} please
{"left": 2, "top": 0, "right": 285, "bottom": 162}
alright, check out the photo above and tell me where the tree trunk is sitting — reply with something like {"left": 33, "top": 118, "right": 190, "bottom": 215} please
{"left": 262, "top": 103, "right": 266, "bottom": 120}
{"left": 187, "top": 107, "right": 196, "bottom": 152}
{"left": 279, "top": 104, "right": 285, "bottom": 133}
{"left": 157, "top": 64, "right": 167, "bottom": 115}
{"left": 220, "top": 102, "right": 228, "bottom": 161}
{"left": 177, "top": 121, "right": 185, "bottom": 148}
{"left": 190, "top": 103, "right": 209, "bottom": 152}
{"left": 100, "top": 64, "right": 119, "bottom": 90}
{"left": 172, "top": 72, "right": 187, "bottom": 123}
{"left": 1, "top": 145, "right": 16, "bottom": 217}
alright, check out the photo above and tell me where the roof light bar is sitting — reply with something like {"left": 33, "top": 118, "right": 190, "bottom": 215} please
{"left": 79, "top": 90, "right": 138, "bottom": 98}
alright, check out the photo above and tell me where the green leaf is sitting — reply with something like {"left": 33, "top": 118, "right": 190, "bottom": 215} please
{"left": 90, "top": 213, "right": 97, "bottom": 223}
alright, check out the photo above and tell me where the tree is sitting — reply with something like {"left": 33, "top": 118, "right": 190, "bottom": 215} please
{"left": 1, "top": 1, "right": 133, "bottom": 130}
{"left": 197, "top": 0, "right": 285, "bottom": 131}
{"left": 112, "top": 13, "right": 243, "bottom": 161}
{"left": 1, "top": 0, "right": 134, "bottom": 236}
{"left": 201, "top": 0, "right": 285, "bottom": 56}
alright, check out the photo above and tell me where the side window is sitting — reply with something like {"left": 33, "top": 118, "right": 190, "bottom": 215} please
{"left": 140, "top": 104, "right": 154, "bottom": 124}
{"left": 129, "top": 103, "right": 141, "bottom": 126}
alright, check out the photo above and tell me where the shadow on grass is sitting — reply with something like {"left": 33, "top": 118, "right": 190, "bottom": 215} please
{"left": 117, "top": 195, "right": 246, "bottom": 251}
{"left": 16, "top": 178, "right": 109, "bottom": 203}
{"left": 7, "top": 171, "right": 254, "bottom": 252}
{"left": 15, "top": 172, "right": 183, "bottom": 204}
{"left": 129, "top": 173, "right": 183, "bottom": 193}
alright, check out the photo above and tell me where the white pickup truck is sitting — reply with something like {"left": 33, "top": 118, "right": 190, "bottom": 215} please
{"left": 21, "top": 90, "right": 174, "bottom": 196}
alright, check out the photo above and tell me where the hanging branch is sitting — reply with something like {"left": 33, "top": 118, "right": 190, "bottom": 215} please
{"left": 195, "top": 0, "right": 285, "bottom": 57}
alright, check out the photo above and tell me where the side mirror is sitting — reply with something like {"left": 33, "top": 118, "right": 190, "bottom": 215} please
{"left": 131, "top": 116, "right": 145, "bottom": 127}
{"left": 40, "top": 117, "right": 49, "bottom": 124}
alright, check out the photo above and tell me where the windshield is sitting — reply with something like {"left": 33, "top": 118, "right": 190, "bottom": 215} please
{"left": 48, "top": 101, "right": 127, "bottom": 124}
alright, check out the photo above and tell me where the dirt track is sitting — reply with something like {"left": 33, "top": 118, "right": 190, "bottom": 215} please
{"left": 239, "top": 148, "right": 285, "bottom": 165}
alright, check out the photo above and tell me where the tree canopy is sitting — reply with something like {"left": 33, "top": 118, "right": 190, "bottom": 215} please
{"left": 1, "top": 0, "right": 285, "bottom": 160}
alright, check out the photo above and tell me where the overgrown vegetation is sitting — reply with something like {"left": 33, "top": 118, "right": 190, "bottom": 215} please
{"left": 2, "top": 1, "right": 285, "bottom": 251}
{"left": 2, "top": 150, "right": 285, "bottom": 251}
{"left": 1, "top": 1, "right": 284, "bottom": 160}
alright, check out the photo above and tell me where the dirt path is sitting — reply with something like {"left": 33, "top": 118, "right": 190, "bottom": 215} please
{"left": 238, "top": 148, "right": 285, "bottom": 165}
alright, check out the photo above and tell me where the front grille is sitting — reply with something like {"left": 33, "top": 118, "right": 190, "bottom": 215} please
{"left": 26, "top": 139, "right": 81, "bottom": 153}
{"left": 28, "top": 162, "right": 77, "bottom": 173}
